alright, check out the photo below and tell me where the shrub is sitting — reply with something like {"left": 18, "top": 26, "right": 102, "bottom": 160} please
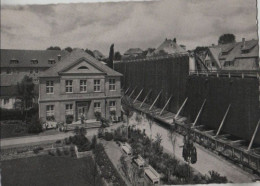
{"left": 104, "top": 132, "right": 113, "bottom": 141}
{"left": 56, "top": 140, "right": 61, "bottom": 144}
{"left": 64, "top": 138, "right": 71, "bottom": 145}
{"left": 94, "top": 111, "right": 101, "bottom": 121}
{"left": 48, "top": 150, "right": 55, "bottom": 156}
{"left": 56, "top": 148, "right": 62, "bottom": 156}
{"left": 207, "top": 170, "right": 228, "bottom": 183}
{"left": 33, "top": 146, "right": 43, "bottom": 154}
{"left": 0, "top": 108, "right": 24, "bottom": 121}
{"left": 17, "top": 148, "right": 29, "bottom": 154}
{"left": 91, "top": 135, "right": 97, "bottom": 149}
{"left": 66, "top": 115, "right": 74, "bottom": 124}
{"left": 46, "top": 115, "right": 55, "bottom": 121}
{"left": 28, "top": 115, "right": 43, "bottom": 134}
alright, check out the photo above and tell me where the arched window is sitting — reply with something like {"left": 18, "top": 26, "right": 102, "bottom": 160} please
{"left": 78, "top": 66, "right": 89, "bottom": 70}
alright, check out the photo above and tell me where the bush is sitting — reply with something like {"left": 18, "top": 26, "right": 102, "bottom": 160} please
{"left": 33, "top": 146, "right": 43, "bottom": 154}
{"left": 56, "top": 148, "right": 62, "bottom": 156}
{"left": 94, "top": 111, "right": 101, "bottom": 121}
{"left": 0, "top": 108, "right": 24, "bottom": 121}
{"left": 48, "top": 150, "right": 55, "bottom": 156}
{"left": 56, "top": 140, "right": 61, "bottom": 144}
{"left": 66, "top": 115, "right": 74, "bottom": 124}
{"left": 207, "top": 170, "right": 228, "bottom": 183}
{"left": 104, "top": 132, "right": 113, "bottom": 141}
{"left": 46, "top": 115, "right": 55, "bottom": 121}
{"left": 91, "top": 135, "right": 97, "bottom": 149}
{"left": 28, "top": 115, "right": 43, "bottom": 134}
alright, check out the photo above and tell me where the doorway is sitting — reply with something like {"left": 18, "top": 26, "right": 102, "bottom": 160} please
{"left": 77, "top": 102, "right": 89, "bottom": 120}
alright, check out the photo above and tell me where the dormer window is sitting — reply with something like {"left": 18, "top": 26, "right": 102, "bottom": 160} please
{"left": 48, "top": 59, "right": 56, "bottom": 64}
{"left": 10, "top": 59, "right": 19, "bottom": 64}
{"left": 78, "top": 66, "right": 89, "bottom": 70}
{"left": 31, "top": 59, "right": 38, "bottom": 64}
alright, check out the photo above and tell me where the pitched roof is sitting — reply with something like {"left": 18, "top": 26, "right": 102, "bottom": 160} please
{"left": 124, "top": 48, "right": 143, "bottom": 55}
{"left": 208, "top": 47, "right": 222, "bottom": 68}
{"left": 1, "top": 49, "right": 69, "bottom": 68}
{"left": 40, "top": 49, "right": 122, "bottom": 77}
{"left": 152, "top": 39, "right": 188, "bottom": 55}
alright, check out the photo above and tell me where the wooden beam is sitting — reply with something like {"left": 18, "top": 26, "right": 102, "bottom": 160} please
{"left": 204, "top": 130, "right": 214, "bottom": 134}
{"left": 159, "top": 95, "right": 173, "bottom": 115}
{"left": 129, "top": 87, "right": 137, "bottom": 98}
{"left": 230, "top": 140, "right": 245, "bottom": 144}
{"left": 247, "top": 119, "right": 260, "bottom": 151}
{"left": 125, "top": 87, "right": 130, "bottom": 94}
{"left": 140, "top": 90, "right": 152, "bottom": 108}
{"left": 215, "top": 104, "right": 231, "bottom": 137}
{"left": 194, "top": 125, "right": 204, "bottom": 129}
{"left": 149, "top": 90, "right": 162, "bottom": 111}
{"left": 192, "top": 99, "right": 206, "bottom": 127}
{"left": 174, "top": 97, "right": 188, "bottom": 120}
{"left": 133, "top": 89, "right": 143, "bottom": 103}
{"left": 217, "top": 134, "right": 230, "bottom": 138}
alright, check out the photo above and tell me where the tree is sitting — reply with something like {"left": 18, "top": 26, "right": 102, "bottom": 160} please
{"left": 85, "top": 48, "right": 95, "bottom": 57}
{"left": 114, "top": 51, "right": 122, "bottom": 61}
{"left": 168, "top": 125, "right": 177, "bottom": 156}
{"left": 121, "top": 96, "right": 133, "bottom": 139}
{"left": 28, "top": 115, "right": 43, "bottom": 133}
{"left": 17, "top": 75, "right": 35, "bottom": 120}
{"left": 218, "top": 34, "right": 236, "bottom": 44}
{"left": 64, "top": 47, "right": 73, "bottom": 53}
{"left": 108, "top": 44, "right": 114, "bottom": 69}
{"left": 146, "top": 114, "right": 154, "bottom": 140}
{"left": 46, "top": 46, "right": 61, "bottom": 50}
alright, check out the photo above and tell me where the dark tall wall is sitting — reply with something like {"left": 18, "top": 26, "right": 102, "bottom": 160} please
{"left": 114, "top": 55, "right": 189, "bottom": 113}
{"left": 114, "top": 56, "right": 260, "bottom": 144}
{"left": 183, "top": 75, "right": 260, "bottom": 144}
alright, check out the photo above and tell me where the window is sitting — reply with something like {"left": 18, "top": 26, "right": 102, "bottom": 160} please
{"left": 48, "top": 59, "right": 56, "bottom": 64}
{"left": 109, "top": 101, "right": 116, "bottom": 110}
{"left": 65, "top": 80, "right": 73, "bottom": 93}
{"left": 109, "top": 79, "right": 116, "bottom": 91}
{"left": 10, "top": 59, "right": 19, "bottom": 64}
{"left": 31, "top": 59, "right": 38, "bottom": 64}
{"left": 94, "top": 80, "right": 101, "bottom": 92}
{"left": 46, "top": 105, "right": 54, "bottom": 116}
{"left": 4, "top": 98, "right": 9, "bottom": 105}
{"left": 6, "top": 69, "right": 12, "bottom": 75}
{"left": 94, "top": 102, "right": 101, "bottom": 111}
{"left": 78, "top": 66, "right": 89, "bottom": 70}
{"left": 80, "top": 80, "right": 87, "bottom": 92}
{"left": 65, "top": 104, "right": 73, "bottom": 115}
{"left": 46, "top": 81, "right": 54, "bottom": 94}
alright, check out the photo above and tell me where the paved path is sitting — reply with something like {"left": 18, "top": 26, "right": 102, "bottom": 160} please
{"left": 129, "top": 113, "right": 259, "bottom": 183}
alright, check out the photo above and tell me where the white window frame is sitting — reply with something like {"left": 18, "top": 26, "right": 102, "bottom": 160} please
{"left": 94, "top": 79, "right": 101, "bottom": 92}
{"left": 109, "top": 101, "right": 116, "bottom": 111}
{"left": 65, "top": 80, "right": 73, "bottom": 93}
{"left": 94, "top": 102, "right": 101, "bottom": 112}
{"left": 46, "top": 81, "right": 54, "bottom": 94}
{"left": 109, "top": 79, "right": 116, "bottom": 91}
{"left": 80, "top": 80, "right": 87, "bottom": 92}
{"left": 65, "top": 104, "right": 73, "bottom": 115}
{"left": 46, "top": 105, "right": 54, "bottom": 116}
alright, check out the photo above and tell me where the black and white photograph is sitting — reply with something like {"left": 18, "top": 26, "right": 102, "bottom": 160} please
{"left": 1, "top": 0, "right": 260, "bottom": 185}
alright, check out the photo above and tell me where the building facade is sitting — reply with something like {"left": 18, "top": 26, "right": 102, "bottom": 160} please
{"left": 38, "top": 49, "right": 122, "bottom": 123}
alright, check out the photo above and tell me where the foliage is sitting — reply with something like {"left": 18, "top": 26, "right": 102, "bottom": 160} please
{"left": 207, "top": 170, "right": 228, "bottom": 183}
{"left": 64, "top": 47, "right": 72, "bottom": 52}
{"left": 73, "top": 126, "right": 87, "bottom": 136}
{"left": 28, "top": 115, "right": 43, "bottom": 134}
{"left": 114, "top": 51, "right": 122, "bottom": 61}
{"left": 70, "top": 127, "right": 91, "bottom": 152}
{"left": 65, "top": 115, "right": 74, "bottom": 124}
{"left": 93, "top": 143, "right": 126, "bottom": 185}
{"left": 47, "top": 46, "right": 61, "bottom": 50}
{"left": 218, "top": 33, "right": 236, "bottom": 44}
{"left": 94, "top": 111, "right": 101, "bottom": 121}
{"left": 0, "top": 109, "right": 24, "bottom": 121}
{"left": 100, "top": 117, "right": 110, "bottom": 128}
{"left": 85, "top": 48, "right": 95, "bottom": 57}
{"left": 168, "top": 125, "right": 177, "bottom": 155}
{"left": 104, "top": 132, "right": 113, "bottom": 141}
{"left": 110, "top": 110, "right": 116, "bottom": 116}
{"left": 46, "top": 115, "right": 55, "bottom": 121}
{"left": 33, "top": 146, "right": 43, "bottom": 154}
{"left": 108, "top": 44, "right": 114, "bottom": 69}
{"left": 142, "top": 48, "right": 155, "bottom": 56}
{"left": 91, "top": 135, "right": 97, "bottom": 149}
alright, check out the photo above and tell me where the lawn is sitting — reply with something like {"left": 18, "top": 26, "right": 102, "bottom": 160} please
{"left": 1, "top": 155, "right": 104, "bottom": 186}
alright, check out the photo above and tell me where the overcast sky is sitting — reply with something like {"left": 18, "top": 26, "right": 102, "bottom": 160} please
{"left": 1, "top": 0, "right": 258, "bottom": 55}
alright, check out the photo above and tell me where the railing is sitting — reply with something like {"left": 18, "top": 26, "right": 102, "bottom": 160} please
{"left": 189, "top": 70, "right": 260, "bottom": 79}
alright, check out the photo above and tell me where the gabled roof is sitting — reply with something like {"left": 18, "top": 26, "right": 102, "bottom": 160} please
{"left": 152, "top": 39, "right": 187, "bottom": 56}
{"left": 40, "top": 49, "right": 122, "bottom": 77}
{"left": 207, "top": 47, "right": 222, "bottom": 68}
{"left": 124, "top": 48, "right": 143, "bottom": 55}
{"left": 1, "top": 49, "right": 69, "bottom": 68}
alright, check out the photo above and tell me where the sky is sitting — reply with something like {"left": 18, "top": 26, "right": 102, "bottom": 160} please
{"left": 1, "top": 0, "right": 258, "bottom": 55}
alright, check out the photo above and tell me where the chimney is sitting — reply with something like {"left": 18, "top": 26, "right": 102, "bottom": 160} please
{"left": 57, "top": 54, "right": 61, "bottom": 61}
{"left": 242, "top": 38, "right": 245, "bottom": 48}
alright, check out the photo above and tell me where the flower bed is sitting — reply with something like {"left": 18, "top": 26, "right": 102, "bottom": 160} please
{"left": 93, "top": 143, "right": 127, "bottom": 186}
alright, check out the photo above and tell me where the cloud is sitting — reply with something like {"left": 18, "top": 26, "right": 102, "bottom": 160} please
{"left": 1, "top": 0, "right": 258, "bottom": 54}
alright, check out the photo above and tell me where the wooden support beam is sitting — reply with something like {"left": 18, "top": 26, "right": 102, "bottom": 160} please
{"left": 174, "top": 97, "right": 188, "bottom": 120}
{"left": 129, "top": 87, "right": 137, "bottom": 98}
{"left": 204, "top": 130, "right": 214, "bottom": 134}
{"left": 217, "top": 134, "right": 230, "bottom": 138}
{"left": 133, "top": 89, "right": 143, "bottom": 103}
{"left": 192, "top": 99, "right": 206, "bottom": 127}
{"left": 230, "top": 140, "right": 245, "bottom": 144}
{"left": 194, "top": 125, "right": 204, "bottom": 129}
{"left": 215, "top": 104, "right": 231, "bottom": 137}
{"left": 247, "top": 119, "right": 260, "bottom": 151}
{"left": 149, "top": 90, "right": 162, "bottom": 111}
{"left": 159, "top": 95, "right": 173, "bottom": 116}
{"left": 125, "top": 87, "right": 130, "bottom": 94}
{"left": 140, "top": 90, "right": 152, "bottom": 108}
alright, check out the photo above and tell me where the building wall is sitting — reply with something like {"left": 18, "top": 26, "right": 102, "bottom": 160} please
{"left": 39, "top": 75, "right": 121, "bottom": 122}
{"left": 0, "top": 98, "right": 16, "bottom": 109}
